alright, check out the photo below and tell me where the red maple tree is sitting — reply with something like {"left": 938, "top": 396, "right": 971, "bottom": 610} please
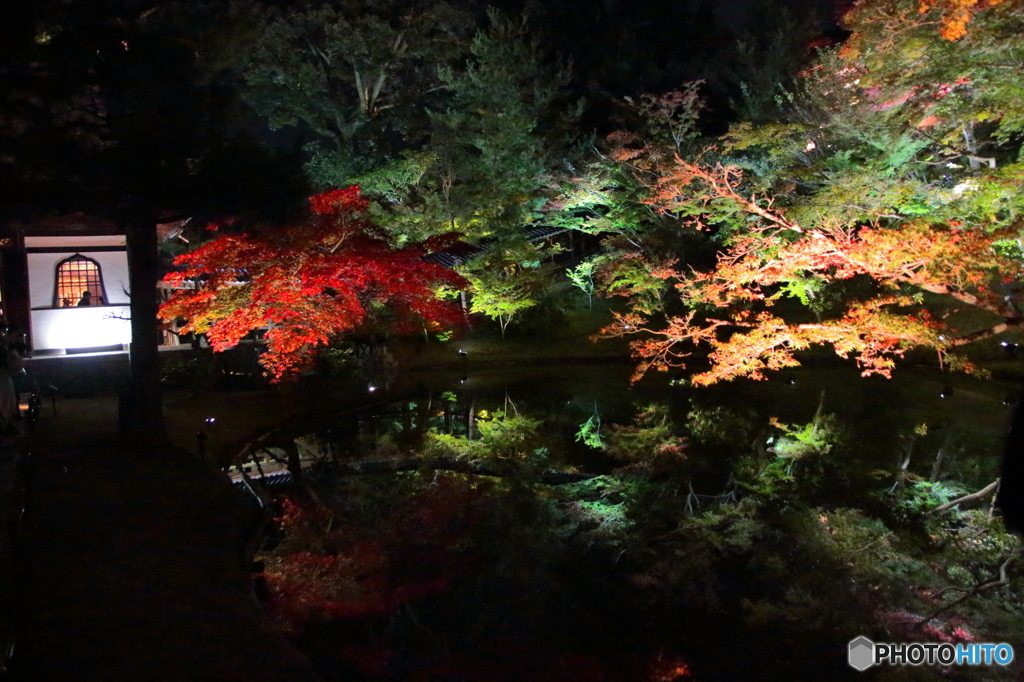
{"left": 160, "top": 187, "right": 467, "bottom": 380}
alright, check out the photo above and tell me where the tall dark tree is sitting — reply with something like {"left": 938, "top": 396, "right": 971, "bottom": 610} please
{"left": 229, "top": 3, "right": 583, "bottom": 244}
{"left": 232, "top": 0, "right": 476, "bottom": 189}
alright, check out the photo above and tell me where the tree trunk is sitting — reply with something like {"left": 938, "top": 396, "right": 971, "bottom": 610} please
{"left": 283, "top": 440, "right": 303, "bottom": 479}
{"left": 460, "top": 290, "right": 471, "bottom": 327}
{"left": 118, "top": 210, "right": 166, "bottom": 444}
{"left": 930, "top": 423, "right": 955, "bottom": 483}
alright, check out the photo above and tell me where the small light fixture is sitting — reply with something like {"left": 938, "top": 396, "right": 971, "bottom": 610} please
{"left": 205, "top": 417, "right": 215, "bottom": 424}
{"left": 368, "top": 385, "right": 377, "bottom": 392}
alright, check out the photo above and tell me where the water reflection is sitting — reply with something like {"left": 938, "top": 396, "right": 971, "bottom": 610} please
{"left": 297, "top": 365, "right": 1017, "bottom": 493}
{"left": 251, "top": 365, "right": 1022, "bottom": 682}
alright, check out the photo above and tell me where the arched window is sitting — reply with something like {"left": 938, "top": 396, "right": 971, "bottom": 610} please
{"left": 54, "top": 254, "right": 107, "bottom": 308}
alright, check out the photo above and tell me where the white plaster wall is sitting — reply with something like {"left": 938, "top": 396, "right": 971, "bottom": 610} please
{"left": 27, "top": 250, "right": 131, "bottom": 309}
{"left": 31, "top": 306, "right": 132, "bottom": 350}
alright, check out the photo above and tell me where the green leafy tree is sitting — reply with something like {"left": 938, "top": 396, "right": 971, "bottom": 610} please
{"left": 547, "top": 83, "right": 710, "bottom": 320}
{"left": 378, "top": 10, "right": 582, "bottom": 242}
{"left": 234, "top": 0, "right": 473, "bottom": 186}
{"left": 566, "top": 260, "right": 597, "bottom": 307}
{"left": 231, "top": 6, "right": 581, "bottom": 246}
{"left": 461, "top": 238, "right": 559, "bottom": 339}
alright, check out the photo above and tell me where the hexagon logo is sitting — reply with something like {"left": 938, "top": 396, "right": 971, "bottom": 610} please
{"left": 848, "top": 636, "right": 875, "bottom": 671}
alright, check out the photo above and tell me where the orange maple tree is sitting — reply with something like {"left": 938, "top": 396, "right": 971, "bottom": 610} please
{"left": 837, "top": 0, "right": 1010, "bottom": 45}
{"left": 601, "top": 156, "right": 1024, "bottom": 385}
{"left": 594, "top": 0, "right": 1024, "bottom": 385}
{"left": 917, "top": 0, "right": 1007, "bottom": 41}
{"left": 160, "top": 187, "right": 467, "bottom": 380}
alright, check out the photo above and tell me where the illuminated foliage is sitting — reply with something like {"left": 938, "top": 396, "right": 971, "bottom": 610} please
{"left": 603, "top": 404, "right": 688, "bottom": 474}
{"left": 160, "top": 187, "right": 466, "bottom": 380}
{"left": 836, "top": 0, "right": 1024, "bottom": 138}
{"left": 872, "top": 0, "right": 1011, "bottom": 42}
{"left": 599, "top": 0, "right": 1024, "bottom": 384}
{"left": 566, "top": 260, "right": 598, "bottom": 307}
{"left": 427, "top": 12, "right": 579, "bottom": 237}
{"left": 459, "top": 238, "right": 559, "bottom": 339}
{"left": 606, "top": 203, "right": 1020, "bottom": 384}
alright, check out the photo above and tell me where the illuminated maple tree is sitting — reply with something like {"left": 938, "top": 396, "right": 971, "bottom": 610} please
{"left": 875, "top": 0, "right": 1009, "bottom": 42}
{"left": 604, "top": 190, "right": 1022, "bottom": 384}
{"left": 599, "top": 0, "right": 1024, "bottom": 384}
{"left": 160, "top": 187, "right": 467, "bottom": 380}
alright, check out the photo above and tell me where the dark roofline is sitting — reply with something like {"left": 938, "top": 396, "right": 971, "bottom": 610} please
{"left": 15, "top": 213, "right": 124, "bottom": 237}
{"left": 424, "top": 225, "right": 569, "bottom": 268}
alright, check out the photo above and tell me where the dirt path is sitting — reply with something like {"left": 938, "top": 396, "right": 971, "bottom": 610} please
{"left": 7, "top": 407, "right": 322, "bottom": 681}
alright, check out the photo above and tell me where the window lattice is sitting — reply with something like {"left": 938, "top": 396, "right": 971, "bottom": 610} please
{"left": 55, "top": 255, "right": 105, "bottom": 307}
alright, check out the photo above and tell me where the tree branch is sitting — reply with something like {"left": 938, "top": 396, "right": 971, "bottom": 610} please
{"left": 926, "top": 479, "right": 999, "bottom": 515}
{"left": 916, "top": 556, "right": 1012, "bottom": 628}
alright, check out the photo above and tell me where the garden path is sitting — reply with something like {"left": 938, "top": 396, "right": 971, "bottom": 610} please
{"left": 7, "top": 395, "right": 322, "bottom": 682}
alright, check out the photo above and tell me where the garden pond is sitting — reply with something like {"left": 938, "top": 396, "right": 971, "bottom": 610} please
{"left": 245, "top": 362, "right": 1024, "bottom": 682}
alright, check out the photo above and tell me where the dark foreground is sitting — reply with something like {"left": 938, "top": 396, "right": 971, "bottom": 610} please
{"left": 6, "top": 432, "right": 319, "bottom": 682}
